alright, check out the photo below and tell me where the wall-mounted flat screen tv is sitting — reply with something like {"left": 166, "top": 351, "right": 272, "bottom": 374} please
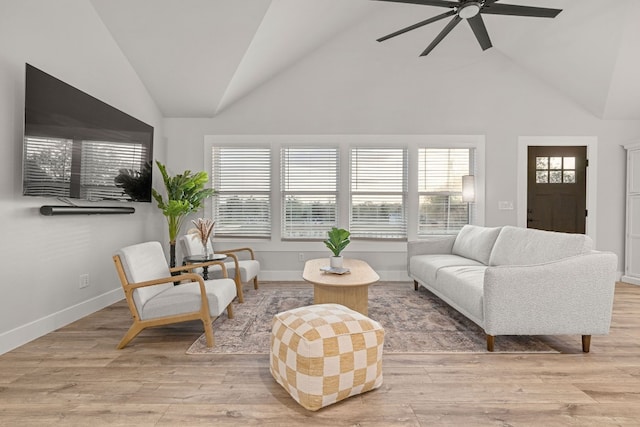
{"left": 23, "top": 63, "right": 154, "bottom": 202}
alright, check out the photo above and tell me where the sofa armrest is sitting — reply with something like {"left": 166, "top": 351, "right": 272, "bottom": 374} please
{"left": 408, "top": 236, "right": 456, "bottom": 257}
{"left": 407, "top": 236, "right": 457, "bottom": 275}
{"left": 483, "top": 252, "right": 617, "bottom": 336}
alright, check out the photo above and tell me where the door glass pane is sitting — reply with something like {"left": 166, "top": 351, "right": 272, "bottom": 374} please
{"left": 549, "top": 157, "right": 562, "bottom": 170}
{"left": 563, "top": 157, "right": 575, "bottom": 169}
{"left": 536, "top": 157, "right": 548, "bottom": 169}
{"left": 563, "top": 171, "right": 576, "bottom": 183}
{"left": 536, "top": 171, "right": 548, "bottom": 183}
{"left": 550, "top": 171, "right": 562, "bottom": 183}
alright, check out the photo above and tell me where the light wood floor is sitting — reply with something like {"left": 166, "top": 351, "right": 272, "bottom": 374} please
{"left": 1, "top": 281, "right": 639, "bottom": 426}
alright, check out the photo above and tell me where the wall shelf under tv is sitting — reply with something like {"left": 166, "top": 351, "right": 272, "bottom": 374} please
{"left": 40, "top": 205, "right": 135, "bottom": 216}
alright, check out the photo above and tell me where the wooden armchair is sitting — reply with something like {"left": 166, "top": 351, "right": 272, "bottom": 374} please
{"left": 112, "top": 241, "right": 237, "bottom": 349}
{"left": 179, "top": 234, "right": 260, "bottom": 303}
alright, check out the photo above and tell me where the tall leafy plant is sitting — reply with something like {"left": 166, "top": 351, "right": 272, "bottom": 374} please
{"left": 152, "top": 161, "right": 215, "bottom": 267}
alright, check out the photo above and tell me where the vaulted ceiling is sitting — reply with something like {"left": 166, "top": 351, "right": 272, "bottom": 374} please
{"left": 90, "top": 0, "right": 640, "bottom": 120}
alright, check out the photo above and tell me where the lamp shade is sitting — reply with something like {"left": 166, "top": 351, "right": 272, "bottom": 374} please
{"left": 462, "top": 175, "right": 475, "bottom": 203}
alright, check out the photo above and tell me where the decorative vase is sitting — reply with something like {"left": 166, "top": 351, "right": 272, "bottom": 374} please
{"left": 330, "top": 255, "right": 343, "bottom": 269}
{"left": 202, "top": 243, "right": 210, "bottom": 259}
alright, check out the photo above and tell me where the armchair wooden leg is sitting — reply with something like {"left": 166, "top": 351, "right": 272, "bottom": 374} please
{"left": 414, "top": 280, "right": 419, "bottom": 291}
{"left": 203, "top": 321, "right": 215, "bottom": 348}
{"left": 487, "top": 335, "right": 495, "bottom": 352}
{"left": 226, "top": 303, "right": 234, "bottom": 319}
{"left": 117, "top": 323, "right": 145, "bottom": 349}
{"left": 253, "top": 276, "right": 259, "bottom": 290}
{"left": 582, "top": 335, "right": 591, "bottom": 353}
{"left": 235, "top": 280, "right": 244, "bottom": 303}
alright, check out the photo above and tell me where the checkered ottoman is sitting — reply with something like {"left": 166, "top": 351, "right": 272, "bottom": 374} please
{"left": 269, "top": 303, "right": 384, "bottom": 411}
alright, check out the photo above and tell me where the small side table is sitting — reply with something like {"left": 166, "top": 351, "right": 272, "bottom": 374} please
{"left": 182, "top": 254, "right": 227, "bottom": 280}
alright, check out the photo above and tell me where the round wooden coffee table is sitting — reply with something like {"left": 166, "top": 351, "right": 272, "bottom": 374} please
{"left": 302, "top": 258, "right": 380, "bottom": 315}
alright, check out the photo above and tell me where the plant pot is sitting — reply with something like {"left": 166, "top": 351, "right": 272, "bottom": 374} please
{"left": 330, "top": 256, "right": 343, "bottom": 269}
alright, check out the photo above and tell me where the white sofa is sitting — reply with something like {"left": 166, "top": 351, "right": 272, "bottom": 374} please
{"left": 408, "top": 225, "right": 618, "bottom": 352}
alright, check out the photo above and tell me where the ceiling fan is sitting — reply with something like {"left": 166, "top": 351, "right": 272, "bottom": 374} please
{"left": 375, "top": 0, "right": 562, "bottom": 57}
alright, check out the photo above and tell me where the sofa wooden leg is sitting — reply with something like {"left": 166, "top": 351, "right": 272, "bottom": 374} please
{"left": 487, "top": 335, "right": 495, "bottom": 352}
{"left": 582, "top": 335, "right": 591, "bottom": 353}
{"left": 414, "top": 280, "right": 419, "bottom": 291}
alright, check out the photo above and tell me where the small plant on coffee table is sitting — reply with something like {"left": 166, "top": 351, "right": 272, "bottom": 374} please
{"left": 324, "top": 227, "right": 350, "bottom": 268}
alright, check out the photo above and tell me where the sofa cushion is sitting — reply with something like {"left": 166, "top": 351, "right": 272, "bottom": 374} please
{"left": 433, "top": 265, "right": 486, "bottom": 326}
{"left": 451, "top": 225, "right": 502, "bottom": 265}
{"left": 489, "top": 226, "right": 593, "bottom": 266}
{"left": 410, "top": 254, "right": 484, "bottom": 286}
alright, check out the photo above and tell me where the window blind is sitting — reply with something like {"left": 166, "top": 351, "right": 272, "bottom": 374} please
{"left": 211, "top": 147, "right": 271, "bottom": 237}
{"left": 281, "top": 147, "right": 338, "bottom": 239}
{"left": 350, "top": 148, "right": 407, "bottom": 238}
{"left": 418, "top": 148, "right": 473, "bottom": 235}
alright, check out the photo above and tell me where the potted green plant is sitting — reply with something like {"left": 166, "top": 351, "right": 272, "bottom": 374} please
{"left": 324, "top": 227, "right": 351, "bottom": 269}
{"left": 152, "top": 161, "right": 216, "bottom": 267}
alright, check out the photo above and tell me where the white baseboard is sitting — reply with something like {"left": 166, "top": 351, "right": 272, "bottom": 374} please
{"left": 621, "top": 275, "right": 640, "bottom": 286}
{"left": 0, "top": 288, "right": 124, "bottom": 355}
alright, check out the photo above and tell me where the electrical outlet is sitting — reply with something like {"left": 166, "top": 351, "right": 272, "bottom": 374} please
{"left": 298, "top": 252, "right": 305, "bottom": 262}
{"left": 79, "top": 274, "right": 90, "bottom": 289}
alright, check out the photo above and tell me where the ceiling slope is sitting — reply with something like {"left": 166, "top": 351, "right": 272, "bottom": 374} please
{"left": 90, "top": 0, "right": 640, "bottom": 120}
{"left": 215, "top": 0, "right": 377, "bottom": 115}
{"left": 503, "top": 0, "right": 637, "bottom": 119}
{"left": 90, "top": 0, "right": 271, "bottom": 117}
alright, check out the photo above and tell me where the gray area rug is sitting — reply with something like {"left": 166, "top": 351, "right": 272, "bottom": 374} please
{"left": 187, "top": 283, "right": 560, "bottom": 354}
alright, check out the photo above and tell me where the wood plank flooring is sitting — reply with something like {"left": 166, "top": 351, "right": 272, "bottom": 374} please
{"left": 1, "top": 281, "right": 639, "bottom": 426}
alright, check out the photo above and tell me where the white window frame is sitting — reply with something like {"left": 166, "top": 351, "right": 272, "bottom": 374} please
{"left": 281, "top": 145, "right": 339, "bottom": 240}
{"left": 204, "top": 135, "right": 485, "bottom": 250}
{"left": 209, "top": 144, "right": 272, "bottom": 238}
{"left": 349, "top": 146, "right": 408, "bottom": 240}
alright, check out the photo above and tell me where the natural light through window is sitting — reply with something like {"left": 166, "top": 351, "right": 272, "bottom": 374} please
{"left": 418, "top": 148, "right": 473, "bottom": 235}
{"left": 281, "top": 147, "right": 338, "bottom": 239}
{"left": 350, "top": 148, "right": 407, "bottom": 239}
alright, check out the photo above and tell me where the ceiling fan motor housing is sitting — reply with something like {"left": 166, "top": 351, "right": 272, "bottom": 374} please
{"left": 458, "top": 1, "right": 482, "bottom": 19}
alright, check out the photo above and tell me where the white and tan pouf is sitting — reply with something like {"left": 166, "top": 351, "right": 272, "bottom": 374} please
{"left": 269, "top": 303, "right": 384, "bottom": 411}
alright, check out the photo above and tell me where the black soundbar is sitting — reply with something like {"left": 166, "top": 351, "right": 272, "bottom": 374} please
{"left": 40, "top": 205, "right": 135, "bottom": 216}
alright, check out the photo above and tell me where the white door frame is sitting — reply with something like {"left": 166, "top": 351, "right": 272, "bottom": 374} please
{"left": 517, "top": 136, "right": 597, "bottom": 244}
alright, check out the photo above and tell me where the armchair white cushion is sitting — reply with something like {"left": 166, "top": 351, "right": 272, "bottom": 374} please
{"left": 113, "top": 241, "right": 237, "bottom": 349}
{"left": 180, "top": 234, "right": 260, "bottom": 303}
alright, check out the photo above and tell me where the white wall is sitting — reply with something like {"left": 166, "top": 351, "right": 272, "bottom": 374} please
{"left": 0, "top": 0, "right": 166, "bottom": 354}
{"left": 163, "top": 24, "right": 640, "bottom": 281}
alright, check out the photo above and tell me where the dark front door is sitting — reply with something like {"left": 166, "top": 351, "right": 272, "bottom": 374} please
{"left": 527, "top": 146, "right": 587, "bottom": 233}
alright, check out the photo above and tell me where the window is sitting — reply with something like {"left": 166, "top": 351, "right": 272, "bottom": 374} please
{"left": 281, "top": 147, "right": 338, "bottom": 239}
{"left": 211, "top": 147, "right": 271, "bottom": 237}
{"left": 418, "top": 148, "right": 473, "bottom": 235}
{"left": 206, "top": 134, "right": 484, "bottom": 243}
{"left": 350, "top": 148, "right": 407, "bottom": 239}
{"left": 535, "top": 156, "right": 576, "bottom": 184}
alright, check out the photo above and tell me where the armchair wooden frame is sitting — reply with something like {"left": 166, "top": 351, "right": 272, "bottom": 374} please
{"left": 112, "top": 256, "right": 234, "bottom": 349}
{"left": 216, "top": 247, "right": 259, "bottom": 303}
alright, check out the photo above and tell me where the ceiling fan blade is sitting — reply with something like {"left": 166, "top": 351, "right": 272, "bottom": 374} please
{"left": 467, "top": 14, "right": 492, "bottom": 51}
{"left": 481, "top": 3, "right": 562, "bottom": 18}
{"left": 377, "top": 10, "right": 456, "bottom": 42}
{"left": 420, "top": 15, "right": 462, "bottom": 57}
{"left": 373, "top": 0, "right": 460, "bottom": 7}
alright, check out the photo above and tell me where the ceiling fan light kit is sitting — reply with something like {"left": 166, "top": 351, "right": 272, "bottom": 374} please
{"left": 375, "top": 0, "right": 562, "bottom": 57}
